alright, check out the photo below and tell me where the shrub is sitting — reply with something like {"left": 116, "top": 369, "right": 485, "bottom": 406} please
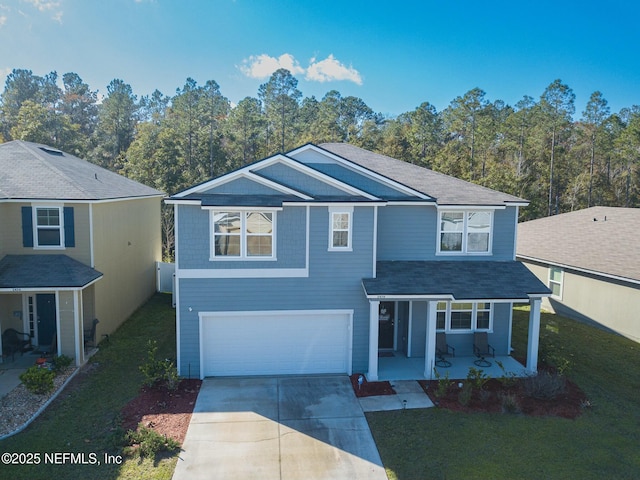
{"left": 433, "top": 369, "right": 453, "bottom": 399}
{"left": 495, "top": 360, "right": 519, "bottom": 388}
{"left": 51, "top": 354, "right": 73, "bottom": 373}
{"left": 140, "top": 340, "right": 180, "bottom": 390}
{"left": 466, "top": 367, "right": 490, "bottom": 391}
{"left": 20, "top": 365, "right": 55, "bottom": 394}
{"left": 523, "top": 371, "right": 567, "bottom": 399}
{"left": 126, "top": 424, "right": 180, "bottom": 458}
{"left": 500, "top": 393, "right": 521, "bottom": 414}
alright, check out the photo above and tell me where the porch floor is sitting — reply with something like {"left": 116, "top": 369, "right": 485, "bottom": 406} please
{"left": 377, "top": 351, "right": 528, "bottom": 381}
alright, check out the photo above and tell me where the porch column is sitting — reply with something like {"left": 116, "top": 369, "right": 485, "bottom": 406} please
{"left": 368, "top": 300, "right": 380, "bottom": 381}
{"left": 424, "top": 301, "right": 437, "bottom": 379}
{"left": 527, "top": 297, "right": 542, "bottom": 373}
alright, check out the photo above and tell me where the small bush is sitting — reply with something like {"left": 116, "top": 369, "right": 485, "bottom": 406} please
{"left": 433, "top": 369, "right": 453, "bottom": 399}
{"left": 20, "top": 366, "right": 55, "bottom": 394}
{"left": 140, "top": 340, "right": 180, "bottom": 390}
{"left": 466, "top": 367, "right": 490, "bottom": 391}
{"left": 479, "top": 388, "right": 492, "bottom": 403}
{"left": 458, "top": 382, "right": 473, "bottom": 406}
{"left": 500, "top": 393, "right": 521, "bottom": 414}
{"left": 126, "top": 425, "right": 180, "bottom": 458}
{"left": 495, "top": 360, "right": 519, "bottom": 387}
{"left": 523, "top": 371, "right": 567, "bottom": 399}
{"left": 51, "top": 354, "right": 73, "bottom": 373}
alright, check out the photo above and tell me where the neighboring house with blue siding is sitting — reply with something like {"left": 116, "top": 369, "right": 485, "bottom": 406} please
{"left": 168, "top": 143, "right": 550, "bottom": 380}
{"left": 0, "top": 141, "right": 163, "bottom": 366}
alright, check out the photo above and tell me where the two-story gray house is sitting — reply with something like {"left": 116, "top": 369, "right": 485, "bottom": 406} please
{"left": 167, "top": 143, "right": 549, "bottom": 380}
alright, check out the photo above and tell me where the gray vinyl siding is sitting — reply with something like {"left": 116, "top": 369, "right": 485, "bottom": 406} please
{"left": 377, "top": 205, "right": 517, "bottom": 261}
{"left": 202, "top": 177, "right": 284, "bottom": 195}
{"left": 256, "top": 163, "right": 351, "bottom": 197}
{"left": 177, "top": 206, "right": 376, "bottom": 376}
{"left": 177, "top": 204, "right": 307, "bottom": 270}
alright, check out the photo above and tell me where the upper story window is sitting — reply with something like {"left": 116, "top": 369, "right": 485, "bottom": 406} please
{"left": 438, "top": 210, "right": 492, "bottom": 254}
{"left": 549, "top": 266, "right": 563, "bottom": 298}
{"left": 212, "top": 210, "right": 274, "bottom": 259}
{"left": 436, "top": 301, "right": 493, "bottom": 332}
{"left": 21, "top": 205, "right": 75, "bottom": 249}
{"left": 35, "top": 207, "right": 63, "bottom": 247}
{"left": 328, "top": 207, "right": 353, "bottom": 251}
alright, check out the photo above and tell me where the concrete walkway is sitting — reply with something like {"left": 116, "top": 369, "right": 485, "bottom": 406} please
{"left": 173, "top": 376, "right": 388, "bottom": 480}
{"left": 358, "top": 380, "right": 434, "bottom": 412}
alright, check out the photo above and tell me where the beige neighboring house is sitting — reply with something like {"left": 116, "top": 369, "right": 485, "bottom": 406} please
{"left": 517, "top": 206, "right": 640, "bottom": 343}
{"left": 0, "top": 140, "right": 163, "bottom": 365}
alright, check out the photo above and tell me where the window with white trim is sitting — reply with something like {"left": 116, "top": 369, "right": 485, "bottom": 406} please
{"left": 549, "top": 267, "right": 563, "bottom": 298}
{"left": 436, "top": 301, "right": 493, "bottom": 332}
{"left": 438, "top": 210, "right": 492, "bottom": 254}
{"left": 35, "top": 206, "right": 63, "bottom": 247}
{"left": 328, "top": 207, "right": 352, "bottom": 251}
{"left": 212, "top": 210, "right": 274, "bottom": 259}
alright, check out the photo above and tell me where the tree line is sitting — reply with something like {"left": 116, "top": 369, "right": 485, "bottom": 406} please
{"left": 1, "top": 68, "right": 638, "bottom": 258}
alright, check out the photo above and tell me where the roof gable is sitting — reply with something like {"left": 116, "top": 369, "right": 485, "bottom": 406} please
{"left": 317, "top": 143, "right": 527, "bottom": 206}
{"left": 0, "top": 140, "right": 163, "bottom": 201}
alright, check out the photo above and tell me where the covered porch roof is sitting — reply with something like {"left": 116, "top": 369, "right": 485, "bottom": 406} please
{"left": 363, "top": 260, "right": 551, "bottom": 300}
{"left": 0, "top": 255, "right": 103, "bottom": 290}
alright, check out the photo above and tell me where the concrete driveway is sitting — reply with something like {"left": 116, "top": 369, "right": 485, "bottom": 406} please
{"left": 172, "top": 375, "right": 388, "bottom": 480}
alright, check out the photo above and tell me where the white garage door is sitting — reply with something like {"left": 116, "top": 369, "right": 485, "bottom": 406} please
{"left": 200, "top": 310, "right": 352, "bottom": 377}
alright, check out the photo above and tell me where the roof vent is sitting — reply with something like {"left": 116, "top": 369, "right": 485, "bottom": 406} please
{"left": 39, "top": 146, "right": 64, "bottom": 156}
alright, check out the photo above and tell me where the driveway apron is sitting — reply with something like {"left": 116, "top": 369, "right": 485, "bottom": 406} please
{"left": 172, "top": 375, "right": 388, "bottom": 480}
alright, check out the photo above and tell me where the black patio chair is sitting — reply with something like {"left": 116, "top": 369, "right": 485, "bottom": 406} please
{"left": 84, "top": 318, "right": 99, "bottom": 348}
{"left": 2, "top": 328, "right": 32, "bottom": 361}
{"left": 473, "top": 331, "right": 495, "bottom": 367}
{"left": 435, "top": 332, "right": 455, "bottom": 367}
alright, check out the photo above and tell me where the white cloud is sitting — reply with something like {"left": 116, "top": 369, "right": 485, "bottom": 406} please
{"left": 239, "top": 53, "right": 362, "bottom": 85}
{"left": 0, "top": 14, "right": 6, "bottom": 27}
{"left": 306, "top": 54, "right": 362, "bottom": 85}
{"left": 239, "top": 53, "right": 305, "bottom": 79}
{"left": 22, "top": 0, "right": 63, "bottom": 22}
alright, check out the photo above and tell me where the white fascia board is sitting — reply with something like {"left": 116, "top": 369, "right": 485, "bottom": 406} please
{"left": 283, "top": 201, "right": 387, "bottom": 207}
{"left": 436, "top": 204, "right": 507, "bottom": 210}
{"left": 201, "top": 205, "right": 283, "bottom": 212}
{"left": 1, "top": 195, "right": 164, "bottom": 204}
{"left": 387, "top": 201, "right": 437, "bottom": 206}
{"left": 253, "top": 155, "right": 380, "bottom": 200}
{"left": 288, "top": 144, "right": 431, "bottom": 200}
{"left": 517, "top": 255, "right": 640, "bottom": 287}
{"left": 164, "top": 199, "right": 202, "bottom": 205}
{"left": 176, "top": 268, "right": 309, "bottom": 279}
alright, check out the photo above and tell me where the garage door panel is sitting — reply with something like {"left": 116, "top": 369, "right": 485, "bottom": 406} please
{"left": 201, "top": 311, "right": 351, "bottom": 377}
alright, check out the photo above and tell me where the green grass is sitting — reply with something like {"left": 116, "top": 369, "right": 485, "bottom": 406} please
{"left": 367, "top": 307, "right": 640, "bottom": 480}
{"left": 0, "top": 293, "right": 179, "bottom": 480}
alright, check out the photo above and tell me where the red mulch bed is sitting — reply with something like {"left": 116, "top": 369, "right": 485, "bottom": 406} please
{"left": 349, "top": 373, "right": 396, "bottom": 397}
{"left": 419, "top": 373, "right": 587, "bottom": 419}
{"left": 121, "top": 379, "right": 201, "bottom": 444}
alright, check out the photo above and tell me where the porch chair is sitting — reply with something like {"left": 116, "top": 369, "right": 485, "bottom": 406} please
{"left": 473, "top": 331, "right": 495, "bottom": 367}
{"left": 84, "top": 318, "right": 99, "bottom": 348}
{"left": 2, "top": 328, "right": 32, "bottom": 361}
{"left": 435, "top": 332, "right": 455, "bottom": 367}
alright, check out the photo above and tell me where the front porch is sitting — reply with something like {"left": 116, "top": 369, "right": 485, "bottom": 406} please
{"left": 378, "top": 351, "right": 527, "bottom": 381}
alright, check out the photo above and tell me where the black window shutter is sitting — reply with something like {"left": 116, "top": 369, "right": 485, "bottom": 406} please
{"left": 64, "top": 207, "right": 75, "bottom": 247}
{"left": 22, "top": 206, "right": 33, "bottom": 247}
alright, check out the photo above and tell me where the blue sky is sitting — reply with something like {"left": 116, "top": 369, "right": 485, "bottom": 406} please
{"left": 1, "top": 0, "right": 639, "bottom": 118}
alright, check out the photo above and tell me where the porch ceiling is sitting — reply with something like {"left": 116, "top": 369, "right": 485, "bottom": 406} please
{"left": 363, "top": 260, "right": 551, "bottom": 300}
{"left": 0, "top": 254, "right": 103, "bottom": 289}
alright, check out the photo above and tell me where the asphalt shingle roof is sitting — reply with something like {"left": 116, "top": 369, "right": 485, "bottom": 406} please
{"left": 318, "top": 143, "right": 527, "bottom": 206}
{"left": 363, "top": 261, "right": 551, "bottom": 299}
{"left": 516, "top": 206, "right": 640, "bottom": 283}
{"left": 0, "top": 140, "right": 163, "bottom": 200}
{"left": 0, "top": 255, "right": 103, "bottom": 288}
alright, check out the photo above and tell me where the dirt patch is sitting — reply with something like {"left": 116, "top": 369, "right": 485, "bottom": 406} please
{"left": 121, "top": 379, "right": 201, "bottom": 444}
{"left": 350, "top": 373, "right": 396, "bottom": 398}
{"left": 419, "top": 373, "right": 587, "bottom": 419}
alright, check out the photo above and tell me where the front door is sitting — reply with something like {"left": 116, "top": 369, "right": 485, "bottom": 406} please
{"left": 36, "top": 293, "right": 57, "bottom": 347}
{"left": 378, "top": 301, "right": 395, "bottom": 350}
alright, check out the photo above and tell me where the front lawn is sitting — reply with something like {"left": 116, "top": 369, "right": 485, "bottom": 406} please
{"left": 367, "top": 307, "right": 640, "bottom": 480}
{"left": 0, "top": 293, "right": 179, "bottom": 480}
